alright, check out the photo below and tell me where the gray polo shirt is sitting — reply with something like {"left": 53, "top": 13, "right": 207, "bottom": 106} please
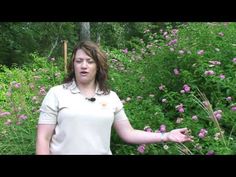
{"left": 38, "top": 81, "right": 128, "bottom": 154}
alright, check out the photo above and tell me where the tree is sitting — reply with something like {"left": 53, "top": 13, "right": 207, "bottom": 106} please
{"left": 79, "top": 22, "right": 90, "bottom": 41}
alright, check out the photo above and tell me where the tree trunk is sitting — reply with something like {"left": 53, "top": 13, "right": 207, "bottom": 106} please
{"left": 96, "top": 22, "right": 102, "bottom": 45}
{"left": 79, "top": 22, "right": 90, "bottom": 41}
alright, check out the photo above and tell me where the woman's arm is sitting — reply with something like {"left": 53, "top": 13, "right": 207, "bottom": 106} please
{"left": 36, "top": 124, "right": 56, "bottom": 155}
{"left": 113, "top": 119, "right": 192, "bottom": 144}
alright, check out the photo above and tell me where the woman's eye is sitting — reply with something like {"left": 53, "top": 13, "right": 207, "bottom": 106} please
{"left": 88, "top": 60, "right": 95, "bottom": 64}
{"left": 75, "top": 60, "right": 82, "bottom": 63}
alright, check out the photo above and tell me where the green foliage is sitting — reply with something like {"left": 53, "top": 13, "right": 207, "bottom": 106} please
{"left": 110, "top": 22, "right": 236, "bottom": 155}
{"left": 1, "top": 22, "right": 236, "bottom": 155}
{"left": 0, "top": 54, "right": 64, "bottom": 154}
{"left": 0, "top": 22, "right": 78, "bottom": 67}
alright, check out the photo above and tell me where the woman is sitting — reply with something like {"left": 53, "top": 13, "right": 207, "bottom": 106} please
{"left": 36, "top": 40, "right": 192, "bottom": 155}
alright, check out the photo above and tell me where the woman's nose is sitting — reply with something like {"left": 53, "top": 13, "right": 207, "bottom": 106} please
{"left": 81, "top": 61, "right": 88, "bottom": 68}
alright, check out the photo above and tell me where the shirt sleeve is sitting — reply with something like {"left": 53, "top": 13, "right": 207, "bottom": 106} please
{"left": 112, "top": 92, "right": 128, "bottom": 121}
{"left": 38, "top": 87, "right": 59, "bottom": 124}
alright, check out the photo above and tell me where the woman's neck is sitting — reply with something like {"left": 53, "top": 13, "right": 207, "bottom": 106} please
{"left": 76, "top": 81, "right": 96, "bottom": 98}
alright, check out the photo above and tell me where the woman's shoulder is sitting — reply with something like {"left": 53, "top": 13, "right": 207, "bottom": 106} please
{"left": 108, "top": 90, "right": 120, "bottom": 98}
{"left": 47, "top": 84, "right": 65, "bottom": 93}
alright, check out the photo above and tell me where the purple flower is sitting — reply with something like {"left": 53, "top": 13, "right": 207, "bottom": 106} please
{"left": 176, "top": 103, "right": 184, "bottom": 113}
{"left": 197, "top": 50, "right": 205, "bottom": 55}
{"left": 18, "top": 114, "right": 27, "bottom": 120}
{"left": 231, "top": 106, "right": 236, "bottom": 111}
{"left": 0, "top": 112, "right": 11, "bottom": 117}
{"left": 137, "top": 144, "right": 146, "bottom": 154}
{"left": 206, "top": 151, "right": 215, "bottom": 155}
{"left": 173, "top": 68, "right": 180, "bottom": 75}
{"left": 214, "top": 113, "right": 222, "bottom": 120}
{"left": 232, "top": 58, "right": 236, "bottom": 63}
{"left": 144, "top": 126, "right": 152, "bottom": 132}
{"left": 158, "top": 84, "right": 165, "bottom": 91}
{"left": 219, "top": 74, "right": 225, "bottom": 79}
{"left": 198, "top": 128, "right": 207, "bottom": 138}
{"left": 204, "top": 70, "right": 215, "bottom": 76}
{"left": 192, "top": 115, "right": 198, "bottom": 121}
{"left": 159, "top": 124, "right": 166, "bottom": 133}
{"left": 209, "top": 60, "right": 221, "bottom": 65}
{"left": 178, "top": 107, "right": 184, "bottom": 113}
{"left": 183, "top": 84, "right": 191, "bottom": 93}
{"left": 4, "top": 119, "right": 12, "bottom": 125}
{"left": 122, "top": 48, "right": 128, "bottom": 54}
{"left": 226, "top": 97, "right": 232, "bottom": 101}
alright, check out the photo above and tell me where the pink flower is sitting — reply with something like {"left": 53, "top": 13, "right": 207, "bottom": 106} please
{"left": 4, "top": 119, "right": 12, "bottom": 125}
{"left": 214, "top": 113, "right": 222, "bottom": 120}
{"left": 226, "top": 97, "right": 232, "bottom": 101}
{"left": 163, "top": 31, "right": 168, "bottom": 36}
{"left": 168, "top": 39, "right": 177, "bottom": 46}
{"left": 198, "top": 132, "right": 205, "bottom": 138}
{"left": 159, "top": 84, "right": 165, "bottom": 91}
{"left": 219, "top": 74, "right": 225, "bottom": 79}
{"left": 137, "top": 144, "right": 146, "bottom": 154}
{"left": 171, "top": 29, "right": 178, "bottom": 35}
{"left": 173, "top": 68, "right": 180, "bottom": 75}
{"left": 198, "top": 128, "right": 207, "bottom": 138}
{"left": 203, "top": 101, "right": 211, "bottom": 108}
{"left": 144, "top": 126, "right": 152, "bottom": 132}
{"left": 178, "top": 108, "right": 184, "bottom": 113}
{"left": 11, "top": 81, "right": 21, "bottom": 88}
{"left": 183, "top": 84, "right": 191, "bottom": 93}
{"left": 16, "top": 121, "right": 22, "bottom": 125}
{"left": 176, "top": 103, "right": 184, "bottom": 113}
{"left": 231, "top": 106, "right": 236, "bottom": 111}
{"left": 232, "top": 58, "right": 236, "bottom": 63}
{"left": 206, "top": 151, "right": 215, "bottom": 155}
{"left": 122, "top": 48, "right": 128, "bottom": 54}
{"left": 192, "top": 115, "right": 198, "bottom": 121}
{"left": 197, "top": 50, "right": 205, "bottom": 55}
{"left": 0, "top": 112, "right": 11, "bottom": 117}
{"left": 204, "top": 70, "right": 215, "bottom": 76}
{"left": 209, "top": 60, "right": 221, "bottom": 65}
{"left": 39, "top": 86, "right": 47, "bottom": 95}
{"left": 159, "top": 124, "right": 166, "bottom": 133}
{"left": 18, "top": 114, "right": 27, "bottom": 120}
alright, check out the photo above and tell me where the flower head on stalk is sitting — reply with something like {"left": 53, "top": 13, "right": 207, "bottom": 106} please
{"left": 191, "top": 88, "right": 227, "bottom": 147}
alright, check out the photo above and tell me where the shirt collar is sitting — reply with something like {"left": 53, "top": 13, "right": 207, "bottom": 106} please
{"left": 64, "top": 80, "right": 104, "bottom": 95}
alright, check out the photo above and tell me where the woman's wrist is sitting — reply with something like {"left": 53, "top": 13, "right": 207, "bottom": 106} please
{"left": 160, "top": 132, "right": 169, "bottom": 142}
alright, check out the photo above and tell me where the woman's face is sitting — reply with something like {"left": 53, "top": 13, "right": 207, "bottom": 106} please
{"left": 74, "top": 49, "right": 97, "bottom": 85}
